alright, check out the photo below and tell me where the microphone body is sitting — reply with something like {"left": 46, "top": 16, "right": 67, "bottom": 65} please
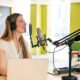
{"left": 37, "top": 28, "right": 46, "bottom": 48}
{"left": 29, "top": 26, "right": 47, "bottom": 48}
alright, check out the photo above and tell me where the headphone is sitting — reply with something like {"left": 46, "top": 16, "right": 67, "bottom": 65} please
{"left": 10, "top": 22, "right": 16, "bottom": 31}
{"left": 9, "top": 14, "right": 16, "bottom": 31}
{"left": 9, "top": 13, "right": 21, "bottom": 31}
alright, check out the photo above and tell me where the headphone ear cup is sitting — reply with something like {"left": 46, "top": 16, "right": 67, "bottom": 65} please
{"left": 10, "top": 22, "right": 16, "bottom": 31}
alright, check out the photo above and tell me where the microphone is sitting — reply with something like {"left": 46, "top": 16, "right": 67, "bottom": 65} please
{"left": 29, "top": 26, "right": 47, "bottom": 48}
{"left": 29, "top": 23, "right": 32, "bottom": 36}
{"left": 37, "top": 28, "right": 45, "bottom": 49}
{"left": 29, "top": 23, "right": 38, "bottom": 47}
{"left": 74, "top": 35, "right": 80, "bottom": 41}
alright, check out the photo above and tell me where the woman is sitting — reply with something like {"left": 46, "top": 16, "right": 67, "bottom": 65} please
{"left": 0, "top": 13, "right": 31, "bottom": 79}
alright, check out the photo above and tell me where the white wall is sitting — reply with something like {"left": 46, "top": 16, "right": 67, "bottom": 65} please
{"left": 0, "top": 0, "right": 13, "bottom": 7}
{"left": 13, "top": 0, "right": 30, "bottom": 23}
{"left": 47, "top": 0, "right": 70, "bottom": 68}
{"left": 0, "top": 7, "right": 10, "bottom": 37}
{"left": 31, "top": 0, "right": 53, "bottom": 4}
{"left": 71, "top": 0, "right": 80, "bottom": 3}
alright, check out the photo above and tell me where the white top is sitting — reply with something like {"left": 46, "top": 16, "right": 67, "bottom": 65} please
{"left": 0, "top": 39, "right": 23, "bottom": 59}
{"left": 0, "top": 39, "right": 29, "bottom": 68}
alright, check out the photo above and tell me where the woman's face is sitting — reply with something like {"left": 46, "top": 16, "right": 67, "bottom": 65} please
{"left": 16, "top": 15, "right": 26, "bottom": 33}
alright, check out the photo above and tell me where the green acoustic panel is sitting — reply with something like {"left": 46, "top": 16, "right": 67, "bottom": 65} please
{"left": 70, "top": 3, "right": 80, "bottom": 32}
{"left": 30, "top": 4, "right": 37, "bottom": 54}
{"left": 72, "top": 41, "right": 80, "bottom": 51}
{"left": 40, "top": 5, "right": 47, "bottom": 54}
{"left": 70, "top": 3, "right": 80, "bottom": 51}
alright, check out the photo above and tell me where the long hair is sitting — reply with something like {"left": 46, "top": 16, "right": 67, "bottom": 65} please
{"left": 1, "top": 13, "right": 29, "bottom": 58}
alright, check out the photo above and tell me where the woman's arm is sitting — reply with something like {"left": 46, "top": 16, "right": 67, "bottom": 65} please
{"left": 0, "top": 49, "right": 7, "bottom": 77}
{"left": 25, "top": 42, "right": 32, "bottom": 58}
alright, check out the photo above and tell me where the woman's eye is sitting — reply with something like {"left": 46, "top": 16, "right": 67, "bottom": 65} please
{"left": 20, "top": 20, "right": 25, "bottom": 23}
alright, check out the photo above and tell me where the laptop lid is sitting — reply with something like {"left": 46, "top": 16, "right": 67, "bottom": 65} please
{"left": 7, "top": 59, "right": 48, "bottom": 80}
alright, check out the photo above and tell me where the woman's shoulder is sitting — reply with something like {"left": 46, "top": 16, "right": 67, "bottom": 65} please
{"left": 0, "top": 39, "right": 13, "bottom": 48}
{"left": 0, "top": 39, "right": 8, "bottom": 44}
{"left": 0, "top": 39, "right": 13, "bottom": 51}
{"left": 0, "top": 39, "right": 11, "bottom": 47}
{"left": 0, "top": 39, "right": 6, "bottom": 50}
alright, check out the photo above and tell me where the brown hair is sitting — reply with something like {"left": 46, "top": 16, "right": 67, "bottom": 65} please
{"left": 1, "top": 13, "right": 29, "bottom": 58}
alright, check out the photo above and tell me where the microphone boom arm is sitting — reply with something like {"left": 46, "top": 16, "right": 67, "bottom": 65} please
{"left": 51, "top": 29, "right": 80, "bottom": 46}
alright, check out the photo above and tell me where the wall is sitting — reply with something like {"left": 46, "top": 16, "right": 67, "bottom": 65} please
{"left": 30, "top": 4, "right": 47, "bottom": 54}
{"left": 70, "top": 3, "right": 80, "bottom": 50}
{"left": 0, "top": 6, "right": 10, "bottom": 37}
{"left": 70, "top": 3, "right": 80, "bottom": 32}
{"left": 0, "top": 0, "right": 13, "bottom": 7}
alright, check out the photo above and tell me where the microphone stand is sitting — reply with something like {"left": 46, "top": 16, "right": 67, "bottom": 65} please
{"left": 30, "top": 28, "right": 79, "bottom": 80}
{"left": 50, "top": 29, "right": 80, "bottom": 80}
{"left": 61, "top": 39, "right": 77, "bottom": 80}
{"left": 47, "top": 38, "right": 78, "bottom": 80}
{"left": 47, "top": 29, "right": 80, "bottom": 80}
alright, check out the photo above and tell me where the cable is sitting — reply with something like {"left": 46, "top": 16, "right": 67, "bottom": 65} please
{"left": 47, "top": 46, "right": 61, "bottom": 75}
{"left": 52, "top": 47, "right": 57, "bottom": 72}
{"left": 43, "top": 45, "right": 67, "bottom": 53}
{"left": 47, "top": 47, "right": 58, "bottom": 75}
{"left": 44, "top": 45, "right": 67, "bottom": 75}
{"left": 72, "top": 64, "right": 80, "bottom": 68}
{"left": 43, "top": 41, "right": 80, "bottom": 75}
{"left": 54, "top": 45, "right": 67, "bottom": 52}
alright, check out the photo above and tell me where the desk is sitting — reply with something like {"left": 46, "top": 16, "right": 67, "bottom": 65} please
{"left": 47, "top": 60, "right": 80, "bottom": 80}
{"left": 0, "top": 72, "right": 80, "bottom": 80}
{"left": 48, "top": 73, "right": 80, "bottom": 80}
{"left": 0, "top": 56, "right": 79, "bottom": 80}
{"left": 0, "top": 74, "right": 80, "bottom": 80}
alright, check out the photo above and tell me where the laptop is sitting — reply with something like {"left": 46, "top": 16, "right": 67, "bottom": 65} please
{"left": 7, "top": 59, "right": 49, "bottom": 80}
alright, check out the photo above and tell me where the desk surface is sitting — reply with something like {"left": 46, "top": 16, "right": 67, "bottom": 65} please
{"left": 0, "top": 59, "right": 80, "bottom": 80}
{"left": 47, "top": 60, "right": 80, "bottom": 80}
{"left": 0, "top": 74, "right": 80, "bottom": 80}
{"left": 48, "top": 73, "right": 80, "bottom": 80}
